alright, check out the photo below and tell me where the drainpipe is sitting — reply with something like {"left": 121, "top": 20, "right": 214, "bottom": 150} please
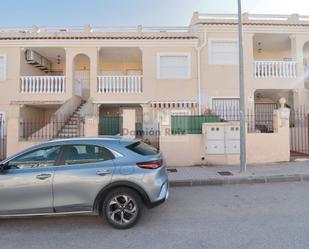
{"left": 195, "top": 31, "right": 207, "bottom": 115}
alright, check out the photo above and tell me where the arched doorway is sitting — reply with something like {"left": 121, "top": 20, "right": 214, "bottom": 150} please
{"left": 73, "top": 54, "right": 90, "bottom": 100}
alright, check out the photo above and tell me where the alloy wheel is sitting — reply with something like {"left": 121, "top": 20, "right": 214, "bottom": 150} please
{"left": 107, "top": 194, "right": 137, "bottom": 224}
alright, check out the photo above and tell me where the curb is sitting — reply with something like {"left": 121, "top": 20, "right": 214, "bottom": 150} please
{"left": 169, "top": 173, "right": 309, "bottom": 187}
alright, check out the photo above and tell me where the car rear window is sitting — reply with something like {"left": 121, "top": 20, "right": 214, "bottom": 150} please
{"left": 126, "top": 141, "right": 158, "bottom": 155}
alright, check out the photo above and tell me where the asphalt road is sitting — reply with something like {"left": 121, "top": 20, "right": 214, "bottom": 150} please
{"left": 1, "top": 182, "right": 309, "bottom": 249}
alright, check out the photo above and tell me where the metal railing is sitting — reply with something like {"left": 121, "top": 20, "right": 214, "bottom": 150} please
{"left": 19, "top": 116, "right": 84, "bottom": 141}
{"left": 195, "top": 13, "right": 309, "bottom": 23}
{"left": 254, "top": 61, "right": 297, "bottom": 79}
{"left": 21, "top": 76, "right": 65, "bottom": 93}
{"left": 0, "top": 25, "right": 189, "bottom": 34}
{"left": 0, "top": 118, "right": 6, "bottom": 160}
{"left": 290, "top": 106, "right": 309, "bottom": 156}
{"left": 0, "top": 136, "right": 6, "bottom": 161}
{"left": 97, "top": 75, "right": 143, "bottom": 94}
{"left": 171, "top": 108, "right": 275, "bottom": 134}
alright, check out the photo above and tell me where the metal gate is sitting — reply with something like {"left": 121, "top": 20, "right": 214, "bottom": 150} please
{"left": 290, "top": 107, "right": 309, "bottom": 156}
{"left": 0, "top": 115, "right": 6, "bottom": 160}
{"left": 99, "top": 116, "right": 122, "bottom": 136}
{"left": 137, "top": 109, "right": 160, "bottom": 149}
{"left": 0, "top": 136, "right": 6, "bottom": 161}
{"left": 255, "top": 103, "right": 277, "bottom": 132}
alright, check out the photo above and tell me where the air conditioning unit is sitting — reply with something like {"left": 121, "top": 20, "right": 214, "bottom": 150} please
{"left": 25, "top": 50, "right": 41, "bottom": 65}
{"left": 24, "top": 50, "right": 51, "bottom": 73}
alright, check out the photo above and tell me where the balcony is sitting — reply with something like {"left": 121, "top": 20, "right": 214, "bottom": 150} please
{"left": 254, "top": 61, "right": 297, "bottom": 79}
{"left": 95, "top": 47, "right": 143, "bottom": 99}
{"left": 17, "top": 47, "right": 68, "bottom": 102}
{"left": 21, "top": 76, "right": 65, "bottom": 93}
{"left": 97, "top": 75, "right": 142, "bottom": 94}
{"left": 252, "top": 33, "right": 299, "bottom": 90}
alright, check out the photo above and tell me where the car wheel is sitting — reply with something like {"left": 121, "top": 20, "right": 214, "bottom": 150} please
{"left": 102, "top": 187, "right": 143, "bottom": 229}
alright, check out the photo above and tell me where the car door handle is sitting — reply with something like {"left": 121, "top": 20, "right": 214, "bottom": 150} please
{"left": 36, "top": 173, "right": 52, "bottom": 180}
{"left": 96, "top": 169, "right": 111, "bottom": 176}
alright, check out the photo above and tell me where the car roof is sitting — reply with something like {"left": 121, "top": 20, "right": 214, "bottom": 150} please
{"left": 48, "top": 136, "right": 138, "bottom": 145}
{"left": 1, "top": 136, "right": 139, "bottom": 163}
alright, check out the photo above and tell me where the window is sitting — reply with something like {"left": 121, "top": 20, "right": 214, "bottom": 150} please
{"left": 212, "top": 98, "right": 240, "bottom": 121}
{"left": 157, "top": 53, "right": 191, "bottom": 79}
{"left": 209, "top": 39, "right": 238, "bottom": 65}
{"left": 126, "top": 141, "right": 158, "bottom": 155}
{"left": 64, "top": 145, "right": 114, "bottom": 165}
{"left": 8, "top": 146, "right": 61, "bottom": 169}
{"left": 0, "top": 55, "right": 6, "bottom": 81}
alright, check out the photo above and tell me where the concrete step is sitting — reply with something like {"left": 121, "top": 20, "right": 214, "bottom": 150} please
{"left": 67, "top": 120, "right": 80, "bottom": 125}
{"left": 63, "top": 124, "right": 79, "bottom": 128}
{"left": 55, "top": 101, "right": 86, "bottom": 138}
{"left": 61, "top": 128, "right": 79, "bottom": 133}
{"left": 57, "top": 132, "right": 79, "bottom": 137}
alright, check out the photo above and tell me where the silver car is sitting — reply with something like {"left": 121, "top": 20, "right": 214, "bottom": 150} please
{"left": 0, "top": 137, "right": 169, "bottom": 229}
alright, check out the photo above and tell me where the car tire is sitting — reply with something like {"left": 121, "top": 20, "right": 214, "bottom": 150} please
{"left": 102, "top": 187, "right": 143, "bottom": 229}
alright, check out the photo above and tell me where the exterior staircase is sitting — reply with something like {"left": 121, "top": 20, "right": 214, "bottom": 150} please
{"left": 57, "top": 101, "right": 86, "bottom": 138}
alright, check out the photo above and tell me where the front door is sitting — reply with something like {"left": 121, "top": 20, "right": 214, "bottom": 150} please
{"left": 0, "top": 146, "right": 61, "bottom": 215}
{"left": 75, "top": 70, "right": 90, "bottom": 99}
{"left": 53, "top": 144, "right": 115, "bottom": 212}
{"left": 74, "top": 79, "right": 82, "bottom": 97}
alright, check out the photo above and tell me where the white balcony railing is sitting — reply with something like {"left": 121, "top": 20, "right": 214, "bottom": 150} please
{"left": 21, "top": 76, "right": 65, "bottom": 93}
{"left": 254, "top": 61, "right": 297, "bottom": 79}
{"left": 0, "top": 25, "right": 188, "bottom": 34}
{"left": 97, "top": 75, "right": 143, "bottom": 94}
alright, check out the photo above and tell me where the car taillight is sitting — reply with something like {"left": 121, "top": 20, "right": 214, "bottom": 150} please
{"left": 136, "top": 159, "right": 163, "bottom": 169}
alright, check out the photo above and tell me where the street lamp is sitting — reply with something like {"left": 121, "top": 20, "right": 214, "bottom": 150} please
{"left": 237, "top": 0, "right": 246, "bottom": 172}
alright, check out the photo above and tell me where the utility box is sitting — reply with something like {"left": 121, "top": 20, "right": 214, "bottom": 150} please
{"left": 225, "top": 125, "right": 240, "bottom": 140}
{"left": 206, "top": 140, "right": 225, "bottom": 154}
{"left": 225, "top": 140, "right": 240, "bottom": 154}
{"left": 205, "top": 126, "right": 225, "bottom": 140}
{"left": 203, "top": 122, "right": 240, "bottom": 155}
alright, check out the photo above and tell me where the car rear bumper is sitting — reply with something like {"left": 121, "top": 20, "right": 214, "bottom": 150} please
{"left": 148, "top": 181, "right": 169, "bottom": 208}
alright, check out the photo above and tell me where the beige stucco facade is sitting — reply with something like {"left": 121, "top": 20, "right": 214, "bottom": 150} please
{"left": 160, "top": 108, "right": 290, "bottom": 166}
{"left": 1, "top": 12, "right": 309, "bottom": 165}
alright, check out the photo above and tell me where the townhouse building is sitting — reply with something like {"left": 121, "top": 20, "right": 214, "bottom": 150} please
{"left": 0, "top": 12, "right": 309, "bottom": 163}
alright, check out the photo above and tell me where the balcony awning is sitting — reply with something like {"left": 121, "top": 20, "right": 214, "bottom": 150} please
{"left": 150, "top": 100, "right": 197, "bottom": 109}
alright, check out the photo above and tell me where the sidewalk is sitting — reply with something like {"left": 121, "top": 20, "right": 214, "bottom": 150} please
{"left": 168, "top": 161, "right": 309, "bottom": 187}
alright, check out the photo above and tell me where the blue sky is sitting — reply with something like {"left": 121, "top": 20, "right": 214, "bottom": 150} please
{"left": 1, "top": 0, "right": 309, "bottom": 26}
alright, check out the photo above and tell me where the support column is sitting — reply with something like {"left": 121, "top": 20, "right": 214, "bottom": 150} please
{"left": 290, "top": 35, "right": 305, "bottom": 107}
{"left": 64, "top": 47, "right": 73, "bottom": 98}
{"left": 122, "top": 108, "right": 136, "bottom": 139}
{"left": 84, "top": 116, "right": 99, "bottom": 137}
{"left": 243, "top": 32, "right": 255, "bottom": 110}
{"left": 89, "top": 48, "right": 98, "bottom": 98}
